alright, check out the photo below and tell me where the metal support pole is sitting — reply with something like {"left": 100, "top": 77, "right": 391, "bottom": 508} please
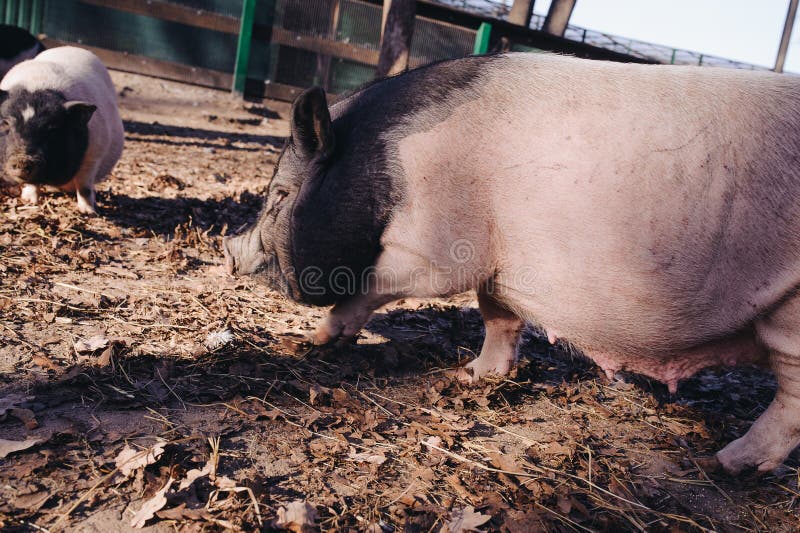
{"left": 232, "top": 0, "right": 256, "bottom": 96}
{"left": 29, "top": 0, "right": 42, "bottom": 35}
{"left": 17, "top": 0, "right": 29, "bottom": 30}
{"left": 380, "top": 0, "right": 391, "bottom": 42}
{"left": 6, "top": 0, "right": 18, "bottom": 26}
{"left": 775, "top": 0, "right": 799, "bottom": 73}
{"left": 473, "top": 22, "right": 491, "bottom": 55}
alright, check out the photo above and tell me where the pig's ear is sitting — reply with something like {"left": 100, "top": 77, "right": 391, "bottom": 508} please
{"left": 64, "top": 101, "right": 97, "bottom": 125}
{"left": 291, "top": 87, "right": 334, "bottom": 160}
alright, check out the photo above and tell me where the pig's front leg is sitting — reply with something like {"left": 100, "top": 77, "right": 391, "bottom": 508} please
{"left": 310, "top": 243, "right": 458, "bottom": 345}
{"left": 20, "top": 184, "right": 39, "bottom": 204}
{"left": 75, "top": 186, "right": 97, "bottom": 215}
{"left": 460, "top": 290, "right": 524, "bottom": 383}
{"left": 311, "top": 292, "right": 396, "bottom": 345}
{"left": 69, "top": 161, "right": 99, "bottom": 215}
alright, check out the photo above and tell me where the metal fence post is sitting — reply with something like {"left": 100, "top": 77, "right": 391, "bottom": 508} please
{"left": 5, "top": 0, "right": 18, "bottom": 25}
{"left": 17, "top": 0, "right": 29, "bottom": 30}
{"left": 233, "top": 0, "right": 256, "bottom": 96}
{"left": 473, "top": 22, "right": 491, "bottom": 55}
{"left": 30, "top": 0, "right": 42, "bottom": 35}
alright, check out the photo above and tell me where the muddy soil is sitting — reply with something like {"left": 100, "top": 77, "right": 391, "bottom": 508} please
{"left": 1, "top": 71, "right": 799, "bottom": 532}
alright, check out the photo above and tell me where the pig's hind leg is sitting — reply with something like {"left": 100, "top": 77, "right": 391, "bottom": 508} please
{"left": 716, "top": 297, "right": 800, "bottom": 473}
{"left": 460, "top": 290, "right": 524, "bottom": 383}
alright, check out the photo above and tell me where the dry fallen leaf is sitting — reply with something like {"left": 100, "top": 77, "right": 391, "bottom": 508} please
{"left": 156, "top": 503, "right": 212, "bottom": 521}
{"left": 9, "top": 408, "right": 38, "bottom": 429}
{"left": 31, "top": 354, "right": 59, "bottom": 370}
{"left": 131, "top": 477, "right": 174, "bottom": 528}
{"left": 444, "top": 506, "right": 491, "bottom": 532}
{"left": 272, "top": 500, "right": 318, "bottom": 532}
{"left": 0, "top": 394, "right": 33, "bottom": 418}
{"left": 74, "top": 334, "right": 109, "bottom": 353}
{"left": 13, "top": 490, "right": 50, "bottom": 511}
{"left": 115, "top": 439, "right": 166, "bottom": 478}
{"left": 347, "top": 449, "right": 387, "bottom": 465}
{"left": 178, "top": 459, "right": 215, "bottom": 491}
{"left": 0, "top": 436, "right": 46, "bottom": 459}
{"left": 213, "top": 475, "right": 237, "bottom": 489}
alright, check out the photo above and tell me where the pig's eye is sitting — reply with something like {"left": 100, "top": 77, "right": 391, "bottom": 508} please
{"left": 0, "top": 118, "right": 10, "bottom": 134}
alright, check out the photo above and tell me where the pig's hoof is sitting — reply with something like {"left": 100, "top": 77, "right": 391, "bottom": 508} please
{"left": 456, "top": 357, "right": 513, "bottom": 384}
{"left": 20, "top": 185, "right": 39, "bottom": 205}
{"left": 310, "top": 324, "right": 337, "bottom": 345}
{"left": 76, "top": 202, "right": 98, "bottom": 216}
{"left": 224, "top": 250, "right": 237, "bottom": 276}
{"left": 311, "top": 320, "right": 349, "bottom": 346}
{"left": 453, "top": 366, "right": 477, "bottom": 384}
{"left": 715, "top": 436, "right": 785, "bottom": 475}
{"left": 694, "top": 455, "right": 722, "bottom": 473}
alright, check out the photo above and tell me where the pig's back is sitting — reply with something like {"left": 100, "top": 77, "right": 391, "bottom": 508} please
{"left": 492, "top": 55, "right": 800, "bottom": 351}
{"left": 396, "top": 53, "right": 800, "bottom": 353}
{"left": 1, "top": 46, "right": 123, "bottom": 181}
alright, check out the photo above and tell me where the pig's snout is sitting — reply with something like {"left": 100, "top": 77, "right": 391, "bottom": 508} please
{"left": 5, "top": 154, "right": 41, "bottom": 181}
{"left": 222, "top": 231, "right": 268, "bottom": 277}
{"left": 222, "top": 236, "right": 238, "bottom": 277}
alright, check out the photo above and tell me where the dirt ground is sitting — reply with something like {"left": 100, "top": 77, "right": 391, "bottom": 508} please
{"left": 1, "top": 71, "right": 799, "bottom": 533}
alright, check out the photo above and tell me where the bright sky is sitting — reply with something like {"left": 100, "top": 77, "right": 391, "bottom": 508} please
{"left": 533, "top": 0, "right": 799, "bottom": 72}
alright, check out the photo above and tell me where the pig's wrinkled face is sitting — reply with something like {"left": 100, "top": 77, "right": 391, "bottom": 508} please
{"left": 0, "top": 88, "right": 95, "bottom": 186}
{"left": 223, "top": 87, "right": 334, "bottom": 300}
{"left": 223, "top": 146, "right": 306, "bottom": 298}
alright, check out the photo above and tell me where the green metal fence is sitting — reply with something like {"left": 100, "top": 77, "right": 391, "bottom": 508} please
{"left": 1, "top": 0, "right": 44, "bottom": 34}
{"left": 0, "top": 0, "right": 652, "bottom": 101}
{"left": 1, "top": 0, "right": 484, "bottom": 98}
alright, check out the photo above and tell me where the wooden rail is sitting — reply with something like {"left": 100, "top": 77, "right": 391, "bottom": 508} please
{"left": 42, "top": 38, "right": 233, "bottom": 90}
{"left": 78, "top": 0, "right": 239, "bottom": 34}
{"left": 48, "top": 0, "right": 651, "bottom": 102}
{"left": 44, "top": 38, "right": 318, "bottom": 102}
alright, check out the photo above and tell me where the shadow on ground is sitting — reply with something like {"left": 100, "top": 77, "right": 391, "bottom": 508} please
{"left": 100, "top": 191, "right": 264, "bottom": 237}
{"left": 0, "top": 302, "right": 792, "bottom": 531}
{"left": 123, "top": 119, "right": 286, "bottom": 152}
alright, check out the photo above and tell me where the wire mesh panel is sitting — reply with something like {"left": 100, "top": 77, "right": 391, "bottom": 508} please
{"left": 43, "top": 0, "right": 240, "bottom": 74}
{"left": 264, "top": 0, "right": 479, "bottom": 95}
{"left": 336, "top": 0, "right": 380, "bottom": 49}
{"left": 436, "top": 0, "right": 767, "bottom": 70}
{"left": 410, "top": 16, "right": 475, "bottom": 67}
{"left": 1, "top": 0, "right": 44, "bottom": 33}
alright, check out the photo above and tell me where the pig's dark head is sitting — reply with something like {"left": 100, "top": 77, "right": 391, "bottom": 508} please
{"left": 223, "top": 57, "right": 497, "bottom": 305}
{"left": 224, "top": 83, "right": 401, "bottom": 306}
{"left": 224, "top": 86, "right": 338, "bottom": 303}
{"left": 0, "top": 88, "right": 95, "bottom": 186}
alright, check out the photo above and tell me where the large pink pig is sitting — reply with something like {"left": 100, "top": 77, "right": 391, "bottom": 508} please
{"left": 224, "top": 52, "right": 800, "bottom": 474}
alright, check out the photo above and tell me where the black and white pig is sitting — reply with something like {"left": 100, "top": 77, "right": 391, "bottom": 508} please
{"left": 0, "top": 46, "right": 124, "bottom": 214}
{"left": 224, "top": 52, "right": 800, "bottom": 475}
{"left": 0, "top": 24, "right": 44, "bottom": 79}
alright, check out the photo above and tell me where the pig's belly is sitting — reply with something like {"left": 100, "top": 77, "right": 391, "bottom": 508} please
{"left": 499, "top": 278, "right": 768, "bottom": 390}
{"left": 580, "top": 331, "right": 767, "bottom": 392}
